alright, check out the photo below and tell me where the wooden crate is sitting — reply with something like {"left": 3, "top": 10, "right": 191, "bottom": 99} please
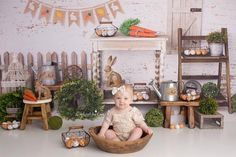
{"left": 194, "top": 110, "right": 224, "bottom": 129}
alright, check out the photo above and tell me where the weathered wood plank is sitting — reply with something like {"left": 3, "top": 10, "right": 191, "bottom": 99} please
{"left": 81, "top": 51, "right": 87, "bottom": 80}
{"left": 71, "top": 51, "right": 78, "bottom": 65}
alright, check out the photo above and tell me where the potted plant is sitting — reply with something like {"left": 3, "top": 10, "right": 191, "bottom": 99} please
{"left": 206, "top": 31, "right": 227, "bottom": 56}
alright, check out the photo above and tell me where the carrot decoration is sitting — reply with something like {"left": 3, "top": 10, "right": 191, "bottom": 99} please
{"left": 129, "top": 25, "right": 156, "bottom": 34}
{"left": 129, "top": 30, "right": 157, "bottom": 38}
{"left": 24, "top": 89, "right": 37, "bottom": 101}
{"left": 119, "top": 18, "right": 157, "bottom": 38}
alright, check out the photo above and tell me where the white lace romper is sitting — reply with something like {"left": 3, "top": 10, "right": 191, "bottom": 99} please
{"left": 103, "top": 106, "right": 144, "bottom": 141}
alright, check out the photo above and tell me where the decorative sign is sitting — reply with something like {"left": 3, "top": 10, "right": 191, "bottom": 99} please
{"left": 24, "top": 0, "right": 124, "bottom": 26}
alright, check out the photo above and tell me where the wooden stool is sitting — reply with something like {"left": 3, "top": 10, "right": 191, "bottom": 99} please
{"left": 160, "top": 100, "right": 199, "bottom": 129}
{"left": 20, "top": 99, "right": 52, "bottom": 130}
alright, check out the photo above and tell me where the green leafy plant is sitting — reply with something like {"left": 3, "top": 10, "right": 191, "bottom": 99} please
{"left": 55, "top": 79, "right": 104, "bottom": 120}
{"left": 202, "top": 82, "right": 219, "bottom": 98}
{"left": 0, "top": 90, "right": 24, "bottom": 122}
{"left": 199, "top": 98, "right": 218, "bottom": 115}
{"left": 145, "top": 108, "right": 164, "bottom": 127}
{"left": 119, "top": 18, "right": 140, "bottom": 36}
{"left": 206, "top": 31, "right": 227, "bottom": 43}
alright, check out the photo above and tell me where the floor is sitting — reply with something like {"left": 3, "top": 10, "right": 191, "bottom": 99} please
{"left": 1, "top": 107, "right": 236, "bottom": 157}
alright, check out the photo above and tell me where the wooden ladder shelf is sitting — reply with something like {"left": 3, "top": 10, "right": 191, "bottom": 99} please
{"left": 178, "top": 28, "right": 232, "bottom": 113}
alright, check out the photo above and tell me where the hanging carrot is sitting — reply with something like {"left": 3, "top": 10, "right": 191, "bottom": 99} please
{"left": 129, "top": 25, "right": 156, "bottom": 34}
{"left": 129, "top": 30, "right": 157, "bottom": 38}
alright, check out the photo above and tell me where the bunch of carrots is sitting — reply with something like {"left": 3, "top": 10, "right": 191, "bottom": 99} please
{"left": 23, "top": 89, "right": 37, "bottom": 101}
{"left": 119, "top": 18, "right": 157, "bottom": 38}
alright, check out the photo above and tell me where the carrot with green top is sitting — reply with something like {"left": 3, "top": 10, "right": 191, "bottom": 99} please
{"left": 129, "top": 30, "right": 157, "bottom": 37}
{"left": 129, "top": 25, "right": 156, "bottom": 34}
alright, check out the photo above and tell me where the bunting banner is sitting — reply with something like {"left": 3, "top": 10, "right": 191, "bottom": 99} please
{"left": 24, "top": 0, "right": 124, "bottom": 27}
{"left": 39, "top": 5, "right": 52, "bottom": 24}
{"left": 108, "top": 0, "right": 124, "bottom": 18}
{"left": 53, "top": 9, "right": 66, "bottom": 25}
{"left": 95, "top": 5, "right": 110, "bottom": 22}
{"left": 82, "top": 9, "right": 95, "bottom": 26}
{"left": 24, "top": 0, "right": 39, "bottom": 17}
{"left": 68, "top": 11, "right": 80, "bottom": 27}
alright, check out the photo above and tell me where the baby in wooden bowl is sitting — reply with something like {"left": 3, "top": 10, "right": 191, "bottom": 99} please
{"left": 98, "top": 84, "right": 153, "bottom": 141}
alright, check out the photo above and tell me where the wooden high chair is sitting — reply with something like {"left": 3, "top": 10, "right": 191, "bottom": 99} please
{"left": 20, "top": 99, "right": 52, "bottom": 130}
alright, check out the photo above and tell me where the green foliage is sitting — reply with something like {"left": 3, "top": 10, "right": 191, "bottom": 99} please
{"left": 202, "top": 82, "right": 219, "bottom": 98}
{"left": 0, "top": 90, "right": 24, "bottom": 122}
{"left": 199, "top": 98, "right": 218, "bottom": 115}
{"left": 231, "top": 94, "right": 236, "bottom": 112}
{"left": 145, "top": 108, "right": 164, "bottom": 127}
{"left": 119, "top": 18, "right": 140, "bottom": 36}
{"left": 48, "top": 116, "right": 63, "bottom": 130}
{"left": 55, "top": 79, "right": 104, "bottom": 120}
{"left": 206, "top": 31, "right": 227, "bottom": 43}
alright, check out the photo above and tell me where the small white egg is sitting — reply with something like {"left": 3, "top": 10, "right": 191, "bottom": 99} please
{"left": 184, "top": 50, "right": 190, "bottom": 55}
{"left": 8, "top": 125, "right": 13, "bottom": 130}
{"left": 190, "top": 49, "right": 196, "bottom": 55}
{"left": 175, "top": 124, "right": 180, "bottom": 129}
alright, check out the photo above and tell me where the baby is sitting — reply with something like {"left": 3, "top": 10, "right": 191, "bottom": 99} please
{"left": 98, "top": 84, "right": 153, "bottom": 141}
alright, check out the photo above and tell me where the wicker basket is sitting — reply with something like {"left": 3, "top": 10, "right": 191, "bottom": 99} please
{"left": 89, "top": 126, "right": 152, "bottom": 154}
{"left": 61, "top": 126, "right": 90, "bottom": 149}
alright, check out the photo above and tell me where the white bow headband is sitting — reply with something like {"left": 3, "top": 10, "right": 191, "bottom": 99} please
{"left": 112, "top": 85, "right": 126, "bottom": 95}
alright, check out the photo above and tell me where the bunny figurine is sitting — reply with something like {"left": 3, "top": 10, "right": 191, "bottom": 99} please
{"left": 104, "top": 56, "right": 123, "bottom": 87}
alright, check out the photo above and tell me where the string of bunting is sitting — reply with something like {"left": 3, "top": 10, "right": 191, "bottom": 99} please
{"left": 24, "top": 0, "right": 124, "bottom": 26}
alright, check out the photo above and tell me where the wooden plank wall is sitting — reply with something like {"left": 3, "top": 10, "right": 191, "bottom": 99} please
{"left": 0, "top": 51, "right": 92, "bottom": 93}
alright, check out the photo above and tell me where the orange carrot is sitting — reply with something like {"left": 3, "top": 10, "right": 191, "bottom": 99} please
{"left": 23, "top": 95, "right": 37, "bottom": 101}
{"left": 129, "top": 25, "right": 156, "bottom": 34}
{"left": 129, "top": 30, "right": 157, "bottom": 38}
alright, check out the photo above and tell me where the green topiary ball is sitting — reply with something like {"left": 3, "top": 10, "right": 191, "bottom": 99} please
{"left": 202, "top": 82, "right": 219, "bottom": 98}
{"left": 48, "top": 116, "right": 63, "bottom": 130}
{"left": 199, "top": 98, "right": 218, "bottom": 115}
{"left": 145, "top": 108, "right": 164, "bottom": 127}
{"left": 231, "top": 94, "right": 236, "bottom": 112}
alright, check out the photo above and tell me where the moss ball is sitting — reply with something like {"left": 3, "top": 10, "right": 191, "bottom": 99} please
{"left": 199, "top": 98, "right": 218, "bottom": 115}
{"left": 48, "top": 116, "right": 63, "bottom": 130}
{"left": 145, "top": 108, "right": 164, "bottom": 127}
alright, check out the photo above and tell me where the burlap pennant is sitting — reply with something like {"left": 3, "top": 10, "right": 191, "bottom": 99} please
{"left": 108, "top": 0, "right": 124, "bottom": 18}
{"left": 24, "top": 0, "right": 39, "bottom": 17}
{"left": 95, "top": 5, "right": 109, "bottom": 22}
{"left": 53, "top": 9, "right": 65, "bottom": 25}
{"left": 39, "top": 5, "right": 52, "bottom": 24}
{"left": 68, "top": 11, "right": 80, "bottom": 27}
{"left": 82, "top": 9, "right": 95, "bottom": 26}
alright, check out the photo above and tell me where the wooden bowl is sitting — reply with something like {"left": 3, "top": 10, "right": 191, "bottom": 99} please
{"left": 89, "top": 126, "right": 152, "bottom": 154}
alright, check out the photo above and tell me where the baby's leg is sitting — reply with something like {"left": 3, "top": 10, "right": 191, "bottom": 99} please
{"left": 127, "top": 127, "right": 143, "bottom": 141}
{"left": 105, "top": 129, "right": 120, "bottom": 141}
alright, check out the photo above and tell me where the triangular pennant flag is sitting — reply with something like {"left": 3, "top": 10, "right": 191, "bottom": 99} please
{"left": 24, "top": 0, "right": 39, "bottom": 17}
{"left": 68, "top": 11, "right": 80, "bottom": 27}
{"left": 95, "top": 5, "right": 109, "bottom": 22}
{"left": 39, "top": 5, "right": 52, "bottom": 24}
{"left": 108, "top": 0, "right": 124, "bottom": 18}
{"left": 53, "top": 9, "right": 65, "bottom": 25}
{"left": 82, "top": 9, "right": 95, "bottom": 26}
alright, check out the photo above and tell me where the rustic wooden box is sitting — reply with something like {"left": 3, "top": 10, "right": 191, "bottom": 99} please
{"left": 194, "top": 110, "right": 224, "bottom": 129}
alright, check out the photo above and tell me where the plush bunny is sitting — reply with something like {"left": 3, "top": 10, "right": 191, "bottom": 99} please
{"left": 104, "top": 56, "right": 123, "bottom": 87}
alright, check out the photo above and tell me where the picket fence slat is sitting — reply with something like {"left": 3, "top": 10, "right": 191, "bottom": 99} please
{"left": 0, "top": 51, "right": 92, "bottom": 94}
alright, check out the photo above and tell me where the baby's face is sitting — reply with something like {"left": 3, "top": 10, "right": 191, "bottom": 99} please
{"left": 114, "top": 90, "right": 132, "bottom": 110}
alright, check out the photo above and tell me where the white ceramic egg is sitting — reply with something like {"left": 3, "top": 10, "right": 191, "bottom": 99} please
{"left": 184, "top": 50, "right": 190, "bottom": 55}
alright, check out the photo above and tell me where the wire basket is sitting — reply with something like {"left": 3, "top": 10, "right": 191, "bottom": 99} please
{"left": 61, "top": 126, "right": 90, "bottom": 149}
{"left": 133, "top": 83, "right": 151, "bottom": 101}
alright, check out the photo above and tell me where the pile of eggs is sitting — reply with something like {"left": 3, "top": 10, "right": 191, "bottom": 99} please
{"left": 184, "top": 49, "right": 209, "bottom": 56}
{"left": 1, "top": 120, "right": 20, "bottom": 130}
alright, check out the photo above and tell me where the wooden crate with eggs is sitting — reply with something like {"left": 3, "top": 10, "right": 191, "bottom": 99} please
{"left": 133, "top": 83, "right": 151, "bottom": 101}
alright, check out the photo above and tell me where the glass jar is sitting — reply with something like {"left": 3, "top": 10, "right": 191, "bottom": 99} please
{"left": 95, "top": 21, "right": 118, "bottom": 37}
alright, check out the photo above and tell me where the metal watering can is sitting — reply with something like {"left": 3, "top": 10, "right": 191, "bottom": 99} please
{"left": 149, "top": 80, "right": 180, "bottom": 101}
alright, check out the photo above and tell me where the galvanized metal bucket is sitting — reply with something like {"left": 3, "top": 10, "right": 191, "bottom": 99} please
{"left": 39, "top": 65, "right": 56, "bottom": 85}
